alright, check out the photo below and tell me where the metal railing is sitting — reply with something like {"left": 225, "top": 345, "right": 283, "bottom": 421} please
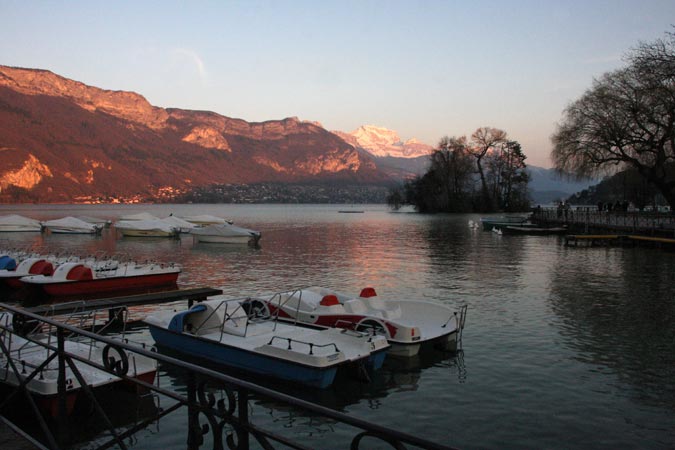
{"left": 0, "top": 303, "right": 457, "bottom": 450}
{"left": 532, "top": 207, "right": 675, "bottom": 236}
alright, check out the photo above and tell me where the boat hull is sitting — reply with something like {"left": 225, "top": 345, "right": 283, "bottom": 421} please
{"left": 193, "top": 234, "right": 256, "bottom": 244}
{"left": 118, "top": 229, "right": 176, "bottom": 237}
{"left": 147, "top": 325, "right": 338, "bottom": 388}
{"left": 24, "top": 272, "right": 179, "bottom": 297}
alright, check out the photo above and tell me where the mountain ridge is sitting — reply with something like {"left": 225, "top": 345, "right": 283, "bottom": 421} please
{"left": 0, "top": 65, "right": 389, "bottom": 203}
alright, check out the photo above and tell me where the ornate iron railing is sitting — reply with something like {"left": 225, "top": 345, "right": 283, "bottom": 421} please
{"left": 0, "top": 303, "right": 457, "bottom": 450}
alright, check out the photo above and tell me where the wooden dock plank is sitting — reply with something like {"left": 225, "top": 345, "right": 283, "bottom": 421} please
{"left": 25, "top": 287, "right": 223, "bottom": 316}
{"left": 628, "top": 235, "right": 675, "bottom": 244}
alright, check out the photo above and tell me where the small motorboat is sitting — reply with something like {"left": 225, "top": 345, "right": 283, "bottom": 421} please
{"left": 144, "top": 297, "right": 389, "bottom": 388}
{"left": 44, "top": 216, "right": 103, "bottom": 234}
{"left": 115, "top": 219, "right": 179, "bottom": 237}
{"left": 502, "top": 225, "right": 568, "bottom": 235}
{"left": 0, "top": 310, "right": 157, "bottom": 417}
{"left": 0, "top": 257, "right": 55, "bottom": 288}
{"left": 118, "top": 212, "right": 160, "bottom": 221}
{"left": 265, "top": 287, "right": 467, "bottom": 357}
{"left": 182, "top": 215, "right": 231, "bottom": 226}
{"left": 161, "top": 216, "right": 196, "bottom": 233}
{"left": 190, "top": 223, "right": 261, "bottom": 245}
{"left": 77, "top": 216, "right": 112, "bottom": 228}
{"left": 479, "top": 216, "right": 530, "bottom": 231}
{"left": 20, "top": 260, "right": 180, "bottom": 297}
{"left": 0, "top": 214, "right": 42, "bottom": 232}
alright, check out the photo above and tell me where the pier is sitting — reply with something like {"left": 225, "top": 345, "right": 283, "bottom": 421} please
{"left": 532, "top": 207, "right": 675, "bottom": 237}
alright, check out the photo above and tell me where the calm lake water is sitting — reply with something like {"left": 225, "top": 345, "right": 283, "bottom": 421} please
{"left": 1, "top": 204, "right": 674, "bottom": 449}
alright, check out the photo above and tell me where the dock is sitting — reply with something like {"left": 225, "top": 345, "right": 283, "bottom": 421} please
{"left": 564, "top": 234, "right": 675, "bottom": 248}
{"left": 24, "top": 287, "right": 222, "bottom": 317}
{"left": 532, "top": 207, "right": 675, "bottom": 237}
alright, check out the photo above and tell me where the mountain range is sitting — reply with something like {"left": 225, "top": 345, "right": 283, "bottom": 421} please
{"left": 0, "top": 65, "right": 593, "bottom": 203}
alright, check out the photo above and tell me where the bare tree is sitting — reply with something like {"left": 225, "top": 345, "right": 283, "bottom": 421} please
{"left": 470, "top": 127, "right": 507, "bottom": 210}
{"left": 551, "top": 32, "right": 675, "bottom": 207}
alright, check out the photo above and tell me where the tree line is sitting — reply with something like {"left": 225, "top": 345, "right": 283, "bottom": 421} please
{"left": 387, "top": 127, "right": 531, "bottom": 213}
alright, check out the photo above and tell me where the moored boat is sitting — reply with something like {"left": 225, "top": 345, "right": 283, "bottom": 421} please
{"left": 265, "top": 287, "right": 467, "bottom": 357}
{"left": 144, "top": 297, "right": 389, "bottom": 388}
{"left": 161, "top": 215, "right": 196, "bottom": 233}
{"left": 182, "top": 214, "right": 230, "bottom": 226}
{"left": 501, "top": 225, "right": 568, "bottom": 235}
{"left": 480, "top": 215, "right": 530, "bottom": 231}
{"left": 190, "top": 223, "right": 261, "bottom": 245}
{"left": 115, "top": 219, "right": 179, "bottom": 237}
{"left": 0, "top": 257, "right": 55, "bottom": 288}
{"left": 19, "top": 260, "right": 180, "bottom": 297}
{"left": 0, "top": 310, "right": 157, "bottom": 417}
{"left": 44, "top": 216, "right": 102, "bottom": 234}
{"left": 0, "top": 214, "right": 42, "bottom": 232}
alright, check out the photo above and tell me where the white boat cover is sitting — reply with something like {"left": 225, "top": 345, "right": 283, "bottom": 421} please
{"left": 77, "top": 216, "right": 112, "bottom": 226}
{"left": 190, "top": 223, "right": 259, "bottom": 237}
{"left": 0, "top": 214, "right": 42, "bottom": 231}
{"left": 182, "top": 214, "right": 228, "bottom": 225}
{"left": 44, "top": 216, "right": 99, "bottom": 232}
{"left": 115, "top": 219, "right": 176, "bottom": 233}
{"left": 162, "top": 216, "right": 196, "bottom": 230}
{"left": 118, "top": 212, "right": 160, "bottom": 221}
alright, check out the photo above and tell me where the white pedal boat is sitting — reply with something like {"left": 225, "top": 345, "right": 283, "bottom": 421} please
{"left": 0, "top": 311, "right": 157, "bottom": 417}
{"left": 144, "top": 297, "right": 389, "bottom": 388}
{"left": 266, "top": 287, "right": 467, "bottom": 357}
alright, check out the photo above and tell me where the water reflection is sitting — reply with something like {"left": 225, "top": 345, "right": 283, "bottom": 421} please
{"left": 548, "top": 246, "right": 675, "bottom": 413}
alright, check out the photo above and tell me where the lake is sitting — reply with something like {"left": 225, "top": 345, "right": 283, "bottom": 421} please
{"left": 1, "top": 204, "right": 674, "bottom": 449}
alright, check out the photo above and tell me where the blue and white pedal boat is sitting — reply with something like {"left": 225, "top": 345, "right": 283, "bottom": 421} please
{"left": 144, "top": 298, "right": 389, "bottom": 388}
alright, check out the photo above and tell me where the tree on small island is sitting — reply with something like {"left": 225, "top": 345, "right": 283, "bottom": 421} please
{"left": 551, "top": 30, "right": 675, "bottom": 210}
{"left": 387, "top": 128, "right": 530, "bottom": 213}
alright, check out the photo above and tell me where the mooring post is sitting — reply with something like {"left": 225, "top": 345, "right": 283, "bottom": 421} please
{"left": 57, "top": 327, "right": 68, "bottom": 444}
{"left": 238, "top": 387, "right": 250, "bottom": 449}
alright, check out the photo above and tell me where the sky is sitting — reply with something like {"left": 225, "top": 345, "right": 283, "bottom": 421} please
{"left": 2, "top": 1, "right": 674, "bottom": 168}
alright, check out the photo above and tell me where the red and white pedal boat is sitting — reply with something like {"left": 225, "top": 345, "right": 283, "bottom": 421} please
{"left": 0, "top": 311, "right": 157, "bottom": 417}
{"left": 264, "top": 287, "right": 467, "bottom": 357}
{"left": 0, "top": 257, "right": 55, "bottom": 288}
{"left": 20, "top": 261, "right": 180, "bottom": 297}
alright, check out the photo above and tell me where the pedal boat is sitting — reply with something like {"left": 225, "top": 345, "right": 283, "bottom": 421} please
{"left": 144, "top": 297, "right": 389, "bottom": 388}
{"left": 265, "top": 287, "right": 467, "bottom": 357}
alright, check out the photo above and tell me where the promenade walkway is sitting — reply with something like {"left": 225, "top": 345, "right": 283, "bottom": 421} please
{"left": 532, "top": 207, "right": 675, "bottom": 237}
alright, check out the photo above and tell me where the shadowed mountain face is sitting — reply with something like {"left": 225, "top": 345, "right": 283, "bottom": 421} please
{"left": 0, "top": 66, "right": 389, "bottom": 203}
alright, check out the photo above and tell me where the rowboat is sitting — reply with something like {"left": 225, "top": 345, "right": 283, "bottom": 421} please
{"left": 145, "top": 297, "right": 389, "bottom": 388}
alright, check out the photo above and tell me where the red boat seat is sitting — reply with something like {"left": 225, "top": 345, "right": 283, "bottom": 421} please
{"left": 29, "top": 260, "right": 54, "bottom": 276}
{"left": 320, "top": 295, "right": 340, "bottom": 306}
{"left": 66, "top": 265, "right": 93, "bottom": 281}
{"left": 359, "top": 287, "right": 377, "bottom": 298}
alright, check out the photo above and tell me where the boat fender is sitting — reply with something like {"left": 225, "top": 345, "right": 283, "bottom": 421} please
{"left": 102, "top": 344, "right": 129, "bottom": 376}
{"left": 359, "top": 287, "right": 377, "bottom": 298}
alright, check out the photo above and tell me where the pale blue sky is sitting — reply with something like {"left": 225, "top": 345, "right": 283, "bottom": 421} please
{"left": 2, "top": 1, "right": 674, "bottom": 167}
